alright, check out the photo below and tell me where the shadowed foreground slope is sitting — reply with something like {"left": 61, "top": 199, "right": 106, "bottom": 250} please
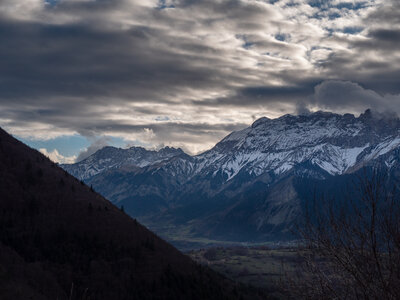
{"left": 0, "top": 128, "right": 266, "bottom": 300}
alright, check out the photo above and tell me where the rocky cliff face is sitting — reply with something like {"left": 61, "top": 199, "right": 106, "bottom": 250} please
{"left": 62, "top": 110, "right": 400, "bottom": 245}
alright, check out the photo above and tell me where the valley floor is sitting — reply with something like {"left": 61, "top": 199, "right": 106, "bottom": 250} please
{"left": 188, "top": 247, "right": 301, "bottom": 299}
{"left": 141, "top": 217, "right": 296, "bottom": 251}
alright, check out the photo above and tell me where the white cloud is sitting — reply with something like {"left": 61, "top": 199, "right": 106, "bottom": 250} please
{"left": 39, "top": 148, "right": 76, "bottom": 164}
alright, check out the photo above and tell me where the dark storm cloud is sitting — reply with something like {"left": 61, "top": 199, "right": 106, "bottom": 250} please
{"left": 347, "top": 28, "right": 400, "bottom": 53}
{"left": 313, "top": 81, "right": 381, "bottom": 110}
{"left": 0, "top": 19, "right": 223, "bottom": 102}
{"left": 192, "top": 84, "right": 316, "bottom": 107}
{"left": 366, "top": 0, "right": 400, "bottom": 24}
{"left": 73, "top": 121, "right": 248, "bottom": 142}
{"left": 314, "top": 0, "right": 400, "bottom": 95}
{"left": 369, "top": 29, "right": 400, "bottom": 42}
{"left": 0, "top": 0, "right": 399, "bottom": 154}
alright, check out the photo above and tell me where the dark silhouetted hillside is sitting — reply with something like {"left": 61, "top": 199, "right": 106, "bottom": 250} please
{"left": 0, "top": 128, "right": 266, "bottom": 300}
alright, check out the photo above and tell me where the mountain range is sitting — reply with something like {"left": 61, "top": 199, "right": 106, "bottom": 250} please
{"left": 62, "top": 109, "right": 400, "bottom": 248}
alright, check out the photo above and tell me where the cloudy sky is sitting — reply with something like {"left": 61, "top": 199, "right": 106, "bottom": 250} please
{"left": 1, "top": 0, "right": 399, "bottom": 163}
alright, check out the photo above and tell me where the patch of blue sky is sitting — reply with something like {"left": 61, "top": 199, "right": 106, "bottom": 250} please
{"left": 308, "top": 0, "right": 330, "bottom": 9}
{"left": 334, "top": 1, "right": 368, "bottom": 10}
{"left": 322, "top": 25, "right": 363, "bottom": 36}
{"left": 235, "top": 34, "right": 254, "bottom": 49}
{"left": 18, "top": 134, "right": 127, "bottom": 157}
{"left": 155, "top": 116, "right": 170, "bottom": 121}
{"left": 328, "top": 12, "right": 342, "bottom": 20}
{"left": 324, "top": 27, "right": 335, "bottom": 36}
{"left": 157, "top": 0, "right": 175, "bottom": 10}
{"left": 275, "top": 33, "right": 288, "bottom": 42}
{"left": 242, "top": 41, "right": 254, "bottom": 49}
{"left": 308, "top": 0, "right": 369, "bottom": 11}
{"left": 342, "top": 26, "right": 364, "bottom": 34}
{"left": 44, "top": 0, "right": 60, "bottom": 6}
{"left": 18, "top": 134, "right": 89, "bottom": 157}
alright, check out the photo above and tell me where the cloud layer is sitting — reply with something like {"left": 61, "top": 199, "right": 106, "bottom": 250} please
{"left": 1, "top": 0, "right": 399, "bottom": 154}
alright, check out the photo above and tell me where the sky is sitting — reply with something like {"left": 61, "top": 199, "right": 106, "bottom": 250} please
{"left": 0, "top": 0, "right": 399, "bottom": 163}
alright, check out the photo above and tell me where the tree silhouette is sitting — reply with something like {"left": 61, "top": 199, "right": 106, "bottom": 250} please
{"left": 290, "top": 171, "right": 400, "bottom": 299}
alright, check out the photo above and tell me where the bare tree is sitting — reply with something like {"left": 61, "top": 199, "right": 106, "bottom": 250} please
{"left": 289, "top": 170, "right": 400, "bottom": 299}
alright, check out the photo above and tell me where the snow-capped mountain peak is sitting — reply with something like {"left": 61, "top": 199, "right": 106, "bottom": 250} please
{"left": 192, "top": 110, "right": 400, "bottom": 180}
{"left": 63, "top": 110, "right": 400, "bottom": 182}
{"left": 62, "top": 145, "right": 185, "bottom": 180}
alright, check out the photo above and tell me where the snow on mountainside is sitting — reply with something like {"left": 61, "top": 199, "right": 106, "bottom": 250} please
{"left": 62, "top": 146, "right": 184, "bottom": 180}
{"left": 193, "top": 110, "right": 400, "bottom": 180}
{"left": 63, "top": 109, "right": 400, "bottom": 183}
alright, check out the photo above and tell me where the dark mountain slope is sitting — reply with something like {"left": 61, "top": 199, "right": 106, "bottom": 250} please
{"left": 0, "top": 128, "right": 266, "bottom": 300}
